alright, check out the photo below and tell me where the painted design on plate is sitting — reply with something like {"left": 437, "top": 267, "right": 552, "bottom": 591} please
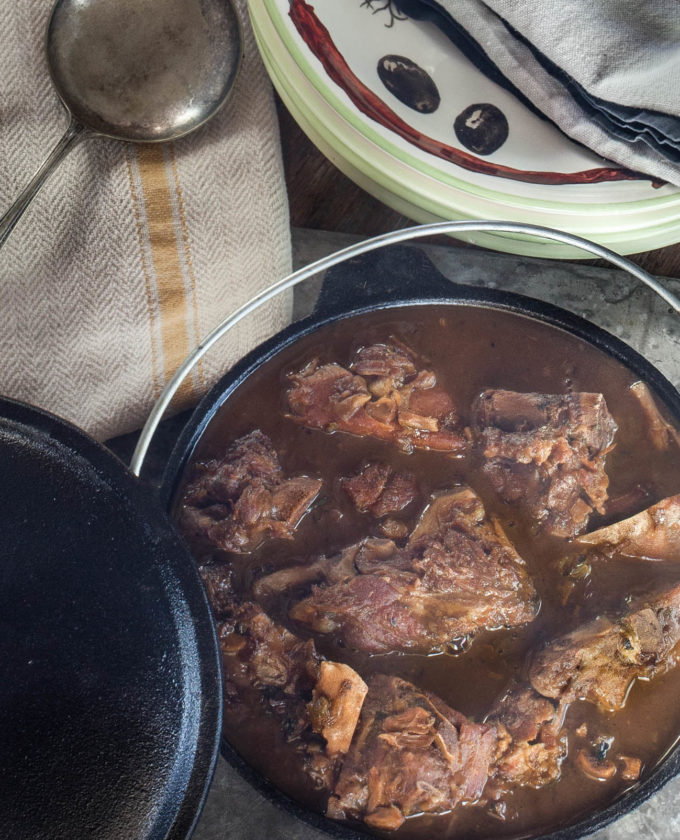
{"left": 454, "top": 103, "right": 508, "bottom": 156}
{"left": 360, "top": 0, "right": 407, "bottom": 27}
{"left": 377, "top": 55, "right": 440, "bottom": 114}
{"left": 288, "top": 0, "right": 642, "bottom": 185}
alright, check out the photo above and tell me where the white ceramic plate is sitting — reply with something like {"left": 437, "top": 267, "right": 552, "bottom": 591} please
{"left": 250, "top": 0, "right": 680, "bottom": 256}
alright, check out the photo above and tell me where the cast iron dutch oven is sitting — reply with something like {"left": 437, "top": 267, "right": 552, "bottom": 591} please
{"left": 3, "top": 222, "right": 677, "bottom": 840}
{"left": 157, "top": 237, "right": 680, "bottom": 840}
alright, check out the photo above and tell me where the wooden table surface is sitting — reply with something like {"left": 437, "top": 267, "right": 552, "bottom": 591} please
{"left": 276, "top": 98, "right": 680, "bottom": 281}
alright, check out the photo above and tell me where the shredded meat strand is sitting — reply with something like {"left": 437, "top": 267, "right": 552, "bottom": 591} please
{"left": 179, "top": 430, "right": 322, "bottom": 553}
{"left": 473, "top": 390, "right": 618, "bottom": 537}
{"left": 327, "top": 675, "right": 497, "bottom": 829}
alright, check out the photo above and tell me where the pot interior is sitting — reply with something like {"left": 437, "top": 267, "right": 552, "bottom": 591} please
{"left": 163, "top": 276, "right": 680, "bottom": 840}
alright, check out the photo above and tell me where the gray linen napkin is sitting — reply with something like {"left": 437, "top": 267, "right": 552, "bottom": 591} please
{"left": 396, "top": 0, "right": 680, "bottom": 184}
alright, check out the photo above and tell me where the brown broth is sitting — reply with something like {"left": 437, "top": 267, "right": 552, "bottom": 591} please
{"left": 175, "top": 304, "right": 680, "bottom": 839}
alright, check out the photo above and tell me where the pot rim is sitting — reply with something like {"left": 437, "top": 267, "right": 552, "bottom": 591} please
{"left": 130, "top": 220, "right": 680, "bottom": 478}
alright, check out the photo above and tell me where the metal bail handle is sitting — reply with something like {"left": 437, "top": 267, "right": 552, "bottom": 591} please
{"left": 130, "top": 220, "right": 680, "bottom": 478}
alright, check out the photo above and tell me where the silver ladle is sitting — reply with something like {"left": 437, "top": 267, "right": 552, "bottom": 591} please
{"left": 0, "top": 0, "right": 242, "bottom": 249}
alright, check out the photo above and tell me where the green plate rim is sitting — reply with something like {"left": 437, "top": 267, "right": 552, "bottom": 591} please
{"left": 252, "top": 10, "right": 680, "bottom": 258}
{"left": 256, "top": 0, "right": 680, "bottom": 216}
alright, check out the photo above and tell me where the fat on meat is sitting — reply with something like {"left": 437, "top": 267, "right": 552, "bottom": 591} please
{"left": 577, "top": 494, "right": 680, "bottom": 560}
{"left": 286, "top": 341, "right": 467, "bottom": 453}
{"left": 629, "top": 381, "right": 680, "bottom": 451}
{"left": 529, "top": 582, "right": 680, "bottom": 711}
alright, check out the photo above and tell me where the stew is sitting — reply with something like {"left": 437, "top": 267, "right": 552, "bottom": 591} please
{"left": 175, "top": 304, "right": 680, "bottom": 839}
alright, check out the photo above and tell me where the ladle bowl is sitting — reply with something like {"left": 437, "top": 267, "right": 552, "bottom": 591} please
{"left": 0, "top": 0, "right": 242, "bottom": 249}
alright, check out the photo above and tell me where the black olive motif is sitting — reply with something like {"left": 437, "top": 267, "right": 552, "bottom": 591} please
{"left": 377, "top": 54, "right": 440, "bottom": 114}
{"left": 454, "top": 103, "right": 509, "bottom": 155}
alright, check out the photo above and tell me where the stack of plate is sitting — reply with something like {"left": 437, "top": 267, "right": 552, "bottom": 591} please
{"left": 250, "top": 0, "right": 680, "bottom": 259}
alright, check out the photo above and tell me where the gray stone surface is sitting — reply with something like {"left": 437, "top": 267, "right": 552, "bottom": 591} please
{"left": 193, "top": 227, "right": 680, "bottom": 840}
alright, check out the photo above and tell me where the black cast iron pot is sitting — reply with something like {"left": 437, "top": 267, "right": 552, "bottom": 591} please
{"left": 157, "top": 242, "right": 680, "bottom": 840}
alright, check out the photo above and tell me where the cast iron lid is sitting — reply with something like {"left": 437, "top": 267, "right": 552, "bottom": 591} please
{"left": 0, "top": 397, "right": 221, "bottom": 839}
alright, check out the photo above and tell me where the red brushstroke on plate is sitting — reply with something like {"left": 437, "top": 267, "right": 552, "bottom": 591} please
{"left": 289, "top": 0, "right": 644, "bottom": 186}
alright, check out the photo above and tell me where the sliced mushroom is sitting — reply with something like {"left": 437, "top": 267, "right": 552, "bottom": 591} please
{"left": 576, "top": 748, "right": 617, "bottom": 781}
{"left": 618, "top": 755, "right": 642, "bottom": 781}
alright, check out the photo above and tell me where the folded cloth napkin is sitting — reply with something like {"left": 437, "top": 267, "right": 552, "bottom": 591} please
{"left": 395, "top": 0, "right": 680, "bottom": 185}
{"left": 0, "top": 0, "right": 292, "bottom": 441}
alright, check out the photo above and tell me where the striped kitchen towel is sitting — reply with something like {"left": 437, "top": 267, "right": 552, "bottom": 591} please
{"left": 0, "top": 0, "right": 292, "bottom": 441}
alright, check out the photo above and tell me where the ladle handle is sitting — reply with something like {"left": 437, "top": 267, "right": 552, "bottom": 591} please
{"left": 0, "top": 119, "right": 87, "bottom": 250}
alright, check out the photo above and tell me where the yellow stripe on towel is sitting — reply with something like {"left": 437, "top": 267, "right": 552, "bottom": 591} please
{"left": 135, "top": 143, "right": 197, "bottom": 409}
